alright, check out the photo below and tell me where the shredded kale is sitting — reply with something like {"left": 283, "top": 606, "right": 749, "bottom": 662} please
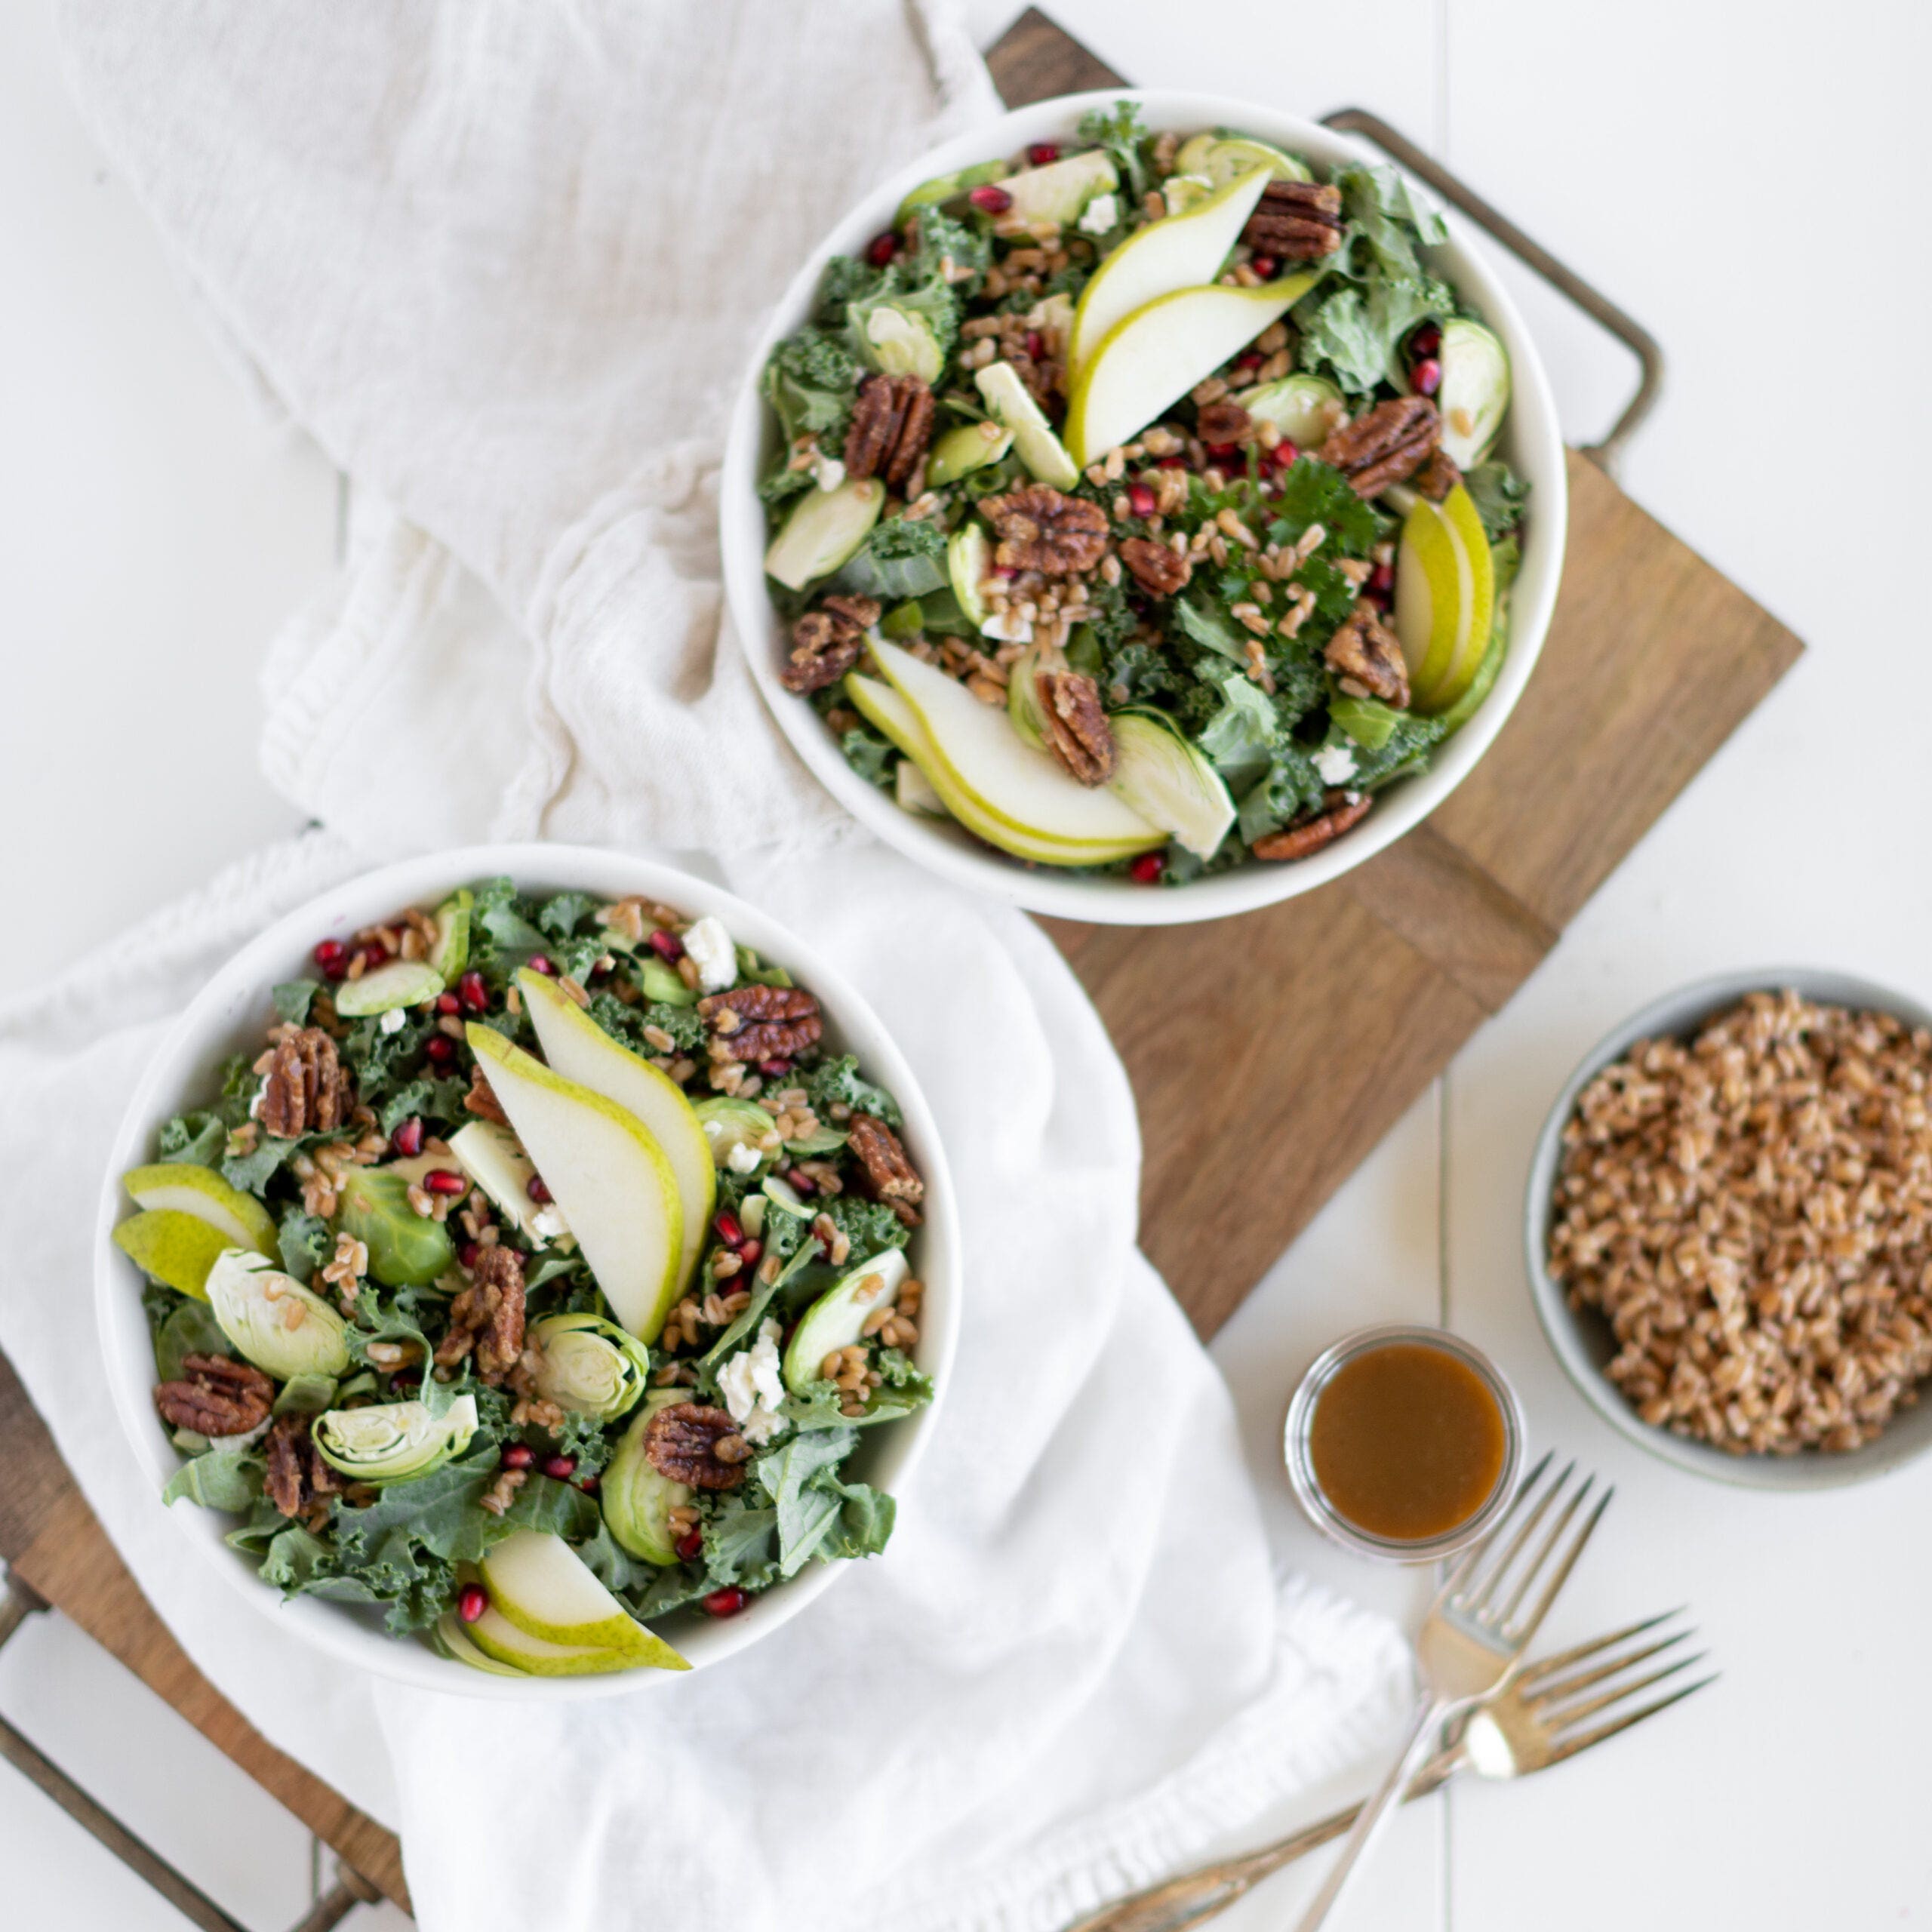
{"left": 833, "top": 515, "right": 949, "bottom": 601}
{"left": 1077, "top": 100, "right": 1153, "bottom": 201}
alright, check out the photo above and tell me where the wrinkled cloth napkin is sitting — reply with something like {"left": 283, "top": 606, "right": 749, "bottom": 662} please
{"left": 1, "top": 4, "right": 1414, "bottom": 1928}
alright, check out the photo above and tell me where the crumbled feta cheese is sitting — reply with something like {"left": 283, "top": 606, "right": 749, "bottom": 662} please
{"left": 703, "top": 1118, "right": 723, "bottom": 1142}
{"left": 726, "top": 1142, "right": 762, "bottom": 1176}
{"left": 980, "top": 606, "right": 1032, "bottom": 645}
{"left": 810, "top": 448, "right": 847, "bottom": 492}
{"left": 1078, "top": 191, "right": 1118, "bottom": 235}
{"left": 379, "top": 1007, "right": 407, "bottom": 1035}
{"left": 530, "top": 1204, "right": 571, "bottom": 1244}
{"left": 682, "top": 915, "right": 737, "bottom": 993}
{"left": 718, "top": 1318, "right": 789, "bottom": 1445}
{"left": 248, "top": 1076, "right": 268, "bottom": 1121}
{"left": 1313, "top": 743, "right": 1358, "bottom": 786}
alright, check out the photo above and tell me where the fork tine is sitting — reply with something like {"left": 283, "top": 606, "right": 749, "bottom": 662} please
{"left": 1505, "top": 1484, "right": 1614, "bottom": 1646}
{"left": 1441, "top": 1449, "right": 1553, "bottom": 1599}
{"left": 1512, "top": 1608, "right": 1684, "bottom": 1690}
{"left": 1453, "top": 1454, "right": 1567, "bottom": 1613}
{"left": 1527, "top": 1627, "right": 1694, "bottom": 1707}
{"left": 1546, "top": 1674, "right": 1718, "bottom": 1764}
{"left": 1546, "top": 1651, "right": 1707, "bottom": 1728}
{"left": 1487, "top": 1471, "right": 1592, "bottom": 1629}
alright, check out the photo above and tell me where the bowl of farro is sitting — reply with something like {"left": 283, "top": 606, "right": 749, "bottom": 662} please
{"left": 720, "top": 90, "right": 1567, "bottom": 925}
{"left": 1526, "top": 968, "right": 1932, "bottom": 1490}
{"left": 94, "top": 844, "right": 958, "bottom": 1694}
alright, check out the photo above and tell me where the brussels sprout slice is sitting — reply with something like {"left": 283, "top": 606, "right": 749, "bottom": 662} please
{"left": 430, "top": 888, "right": 472, "bottom": 982}
{"left": 601, "top": 1389, "right": 694, "bottom": 1564}
{"left": 1435, "top": 318, "right": 1511, "bottom": 469}
{"left": 694, "top": 1097, "right": 777, "bottom": 1172}
{"left": 1004, "top": 642, "right": 1054, "bottom": 750}
{"left": 925, "top": 419, "right": 1014, "bottom": 487}
{"left": 857, "top": 303, "right": 945, "bottom": 384}
{"left": 206, "top": 1250, "right": 351, "bottom": 1382}
{"left": 1236, "top": 373, "right": 1346, "bottom": 448}
{"left": 1107, "top": 710, "right": 1236, "bottom": 859}
{"left": 312, "top": 1394, "right": 478, "bottom": 1482}
{"left": 764, "top": 478, "right": 886, "bottom": 592}
{"left": 947, "top": 521, "right": 994, "bottom": 632}
{"left": 891, "top": 156, "right": 1009, "bottom": 226}
{"left": 635, "top": 958, "right": 695, "bottom": 1007}
{"left": 760, "top": 1174, "right": 814, "bottom": 1220}
{"left": 782, "top": 1249, "right": 911, "bottom": 1392}
{"left": 1174, "top": 133, "right": 1312, "bottom": 187}
{"left": 333, "top": 959, "right": 445, "bottom": 1019}
{"left": 334, "top": 1168, "right": 457, "bottom": 1287}
{"left": 529, "top": 1313, "right": 652, "bottom": 1422}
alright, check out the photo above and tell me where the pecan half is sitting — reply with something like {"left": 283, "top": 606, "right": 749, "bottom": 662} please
{"left": 980, "top": 485, "right": 1109, "bottom": 574}
{"left": 848, "top": 1114, "right": 924, "bottom": 1228}
{"left": 778, "top": 593, "right": 881, "bottom": 696}
{"left": 1251, "top": 790, "right": 1374, "bottom": 863}
{"left": 463, "top": 1065, "right": 509, "bottom": 1126}
{"left": 1319, "top": 397, "right": 1441, "bottom": 498}
{"left": 1241, "top": 179, "right": 1345, "bottom": 260}
{"left": 642, "top": 1402, "right": 749, "bottom": 1491}
{"left": 435, "top": 1242, "right": 526, "bottom": 1384}
{"left": 1196, "top": 400, "right": 1254, "bottom": 447}
{"left": 844, "top": 374, "right": 935, "bottom": 491}
{"left": 1325, "top": 598, "right": 1411, "bottom": 707}
{"left": 259, "top": 1026, "right": 354, "bottom": 1140}
{"left": 1119, "top": 537, "right": 1192, "bottom": 597}
{"left": 697, "top": 983, "right": 823, "bottom": 1062}
{"left": 154, "top": 1354, "right": 274, "bottom": 1438}
{"left": 1036, "top": 669, "right": 1115, "bottom": 786}
{"left": 1414, "top": 446, "right": 1461, "bottom": 503}
{"left": 263, "top": 1414, "right": 340, "bottom": 1521}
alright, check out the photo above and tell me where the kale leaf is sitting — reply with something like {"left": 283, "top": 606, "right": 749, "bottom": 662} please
{"left": 804, "top": 1054, "right": 901, "bottom": 1127}
{"left": 833, "top": 516, "right": 949, "bottom": 601}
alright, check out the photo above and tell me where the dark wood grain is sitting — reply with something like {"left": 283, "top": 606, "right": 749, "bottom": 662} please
{"left": 984, "top": 7, "right": 1122, "bottom": 100}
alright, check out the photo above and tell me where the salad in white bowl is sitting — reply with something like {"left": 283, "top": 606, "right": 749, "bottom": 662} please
{"left": 95, "top": 848, "right": 957, "bottom": 1695}
{"left": 722, "top": 92, "right": 1565, "bottom": 924}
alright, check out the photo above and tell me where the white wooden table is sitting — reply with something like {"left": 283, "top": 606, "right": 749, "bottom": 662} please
{"left": 4, "top": 0, "right": 1927, "bottom": 1924}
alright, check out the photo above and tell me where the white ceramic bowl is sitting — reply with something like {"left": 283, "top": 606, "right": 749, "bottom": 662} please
{"left": 95, "top": 844, "right": 960, "bottom": 1695}
{"left": 721, "top": 88, "right": 1569, "bottom": 926}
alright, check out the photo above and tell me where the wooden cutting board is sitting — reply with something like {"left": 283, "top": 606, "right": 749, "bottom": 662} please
{"left": 0, "top": 11, "right": 1800, "bottom": 1918}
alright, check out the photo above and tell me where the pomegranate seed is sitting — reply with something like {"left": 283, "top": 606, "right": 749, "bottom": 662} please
{"left": 1127, "top": 481, "right": 1157, "bottom": 517}
{"left": 1158, "top": 454, "right": 1188, "bottom": 469}
{"left": 528, "top": 954, "right": 556, "bottom": 976}
{"left": 648, "top": 929, "right": 684, "bottom": 963}
{"left": 526, "top": 1174, "right": 552, "bottom": 1203}
{"left": 703, "top": 1586, "right": 747, "bottom": 1618}
{"left": 460, "top": 1241, "right": 480, "bottom": 1269}
{"left": 457, "top": 970, "right": 489, "bottom": 1013}
{"left": 1370, "top": 561, "right": 1395, "bottom": 594}
{"left": 864, "top": 230, "right": 899, "bottom": 268}
{"left": 1411, "top": 322, "right": 1442, "bottom": 358}
{"left": 758, "top": 1057, "right": 792, "bottom": 1078}
{"left": 786, "top": 1168, "right": 817, "bottom": 1196}
{"left": 435, "top": 992, "right": 460, "bottom": 1015}
{"left": 423, "top": 1033, "right": 457, "bottom": 1064}
{"left": 543, "top": 1454, "right": 576, "bottom": 1479}
{"left": 577, "top": 1475, "right": 600, "bottom": 1496}
{"left": 1025, "top": 330, "right": 1044, "bottom": 360}
{"left": 1131, "top": 853, "right": 1164, "bottom": 884}
{"left": 501, "top": 1444, "right": 534, "bottom": 1470}
{"left": 675, "top": 1527, "right": 704, "bottom": 1561}
{"left": 1204, "top": 443, "right": 1240, "bottom": 463}
{"left": 423, "top": 1168, "right": 466, "bottom": 1195}
{"left": 1272, "top": 439, "right": 1300, "bottom": 469}
{"left": 968, "top": 183, "right": 1012, "bottom": 214}
{"left": 1026, "top": 142, "right": 1060, "bottom": 165}
{"left": 993, "top": 564, "right": 1018, "bottom": 578}
{"left": 354, "top": 944, "right": 389, "bottom": 974}
{"left": 389, "top": 1116, "right": 425, "bottom": 1159}
{"left": 1235, "top": 351, "right": 1264, "bottom": 371}
{"left": 713, "top": 1211, "right": 745, "bottom": 1249}
{"left": 1411, "top": 357, "right": 1442, "bottom": 397}
{"left": 312, "top": 939, "right": 349, "bottom": 980}
{"left": 737, "top": 1239, "right": 762, "bottom": 1269}
{"left": 1250, "top": 254, "right": 1278, "bottom": 279}
{"left": 458, "top": 1583, "right": 488, "bottom": 1624}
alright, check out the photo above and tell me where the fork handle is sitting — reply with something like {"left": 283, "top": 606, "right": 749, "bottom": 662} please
{"left": 1289, "top": 1694, "right": 1447, "bottom": 1932}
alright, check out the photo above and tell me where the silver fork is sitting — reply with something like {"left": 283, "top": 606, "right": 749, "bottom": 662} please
{"left": 1062, "top": 1607, "right": 1712, "bottom": 1932}
{"left": 1290, "top": 1452, "right": 1609, "bottom": 1931}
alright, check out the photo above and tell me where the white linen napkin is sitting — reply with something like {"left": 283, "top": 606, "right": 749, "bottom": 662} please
{"left": 10, "top": 3, "right": 1417, "bottom": 1927}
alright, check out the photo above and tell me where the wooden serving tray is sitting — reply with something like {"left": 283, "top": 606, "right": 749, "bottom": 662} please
{"left": 0, "top": 11, "right": 1800, "bottom": 1920}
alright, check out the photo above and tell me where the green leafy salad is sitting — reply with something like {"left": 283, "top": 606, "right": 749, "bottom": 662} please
{"left": 116, "top": 879, "right": 933, "bottom": 1678}
{"left": 758, "top": 103, "right": 1530, "bottom": 883}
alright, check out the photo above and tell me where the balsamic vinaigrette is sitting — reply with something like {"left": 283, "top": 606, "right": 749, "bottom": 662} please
{"left": 1308, "top": 1341, "right": 1507, "bottom": 1543}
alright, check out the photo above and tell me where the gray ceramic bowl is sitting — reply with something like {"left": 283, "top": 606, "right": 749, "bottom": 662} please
{"left": 1524, "top": 967, "right": 1932, "bottom": 1491}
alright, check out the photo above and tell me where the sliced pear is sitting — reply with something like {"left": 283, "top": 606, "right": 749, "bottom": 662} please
{"left": 334, "top": 959, "right": 443, "bottom": 1018}
{"left": 1002, "top": 148, "right": 1117, "bottom": 227}
{"left": 113, "top": 1209, "right": 232, "bottom": 1301}
{"left": 466, "top": 1601, "right": 660, "bottom": 1677}
{"left": 782, "top": 1249, "right": 910, "bottom": 1392}
{"left": 974, "top": 361, "right": 1078, "bottom": 490}
{"left": 1005, "top": 644, "right": 1050, "bottom": 750}
{"left": 432, "top": 1610, "right": 528, "bottom": 1677}
{"left": 1065, "top": 275, "right": 1320, "bottom": 466}
{"left": 518, "top": 969, "right": 713, "bottom": 1295}
{"left": 894, "top": 756, "right": 949, "bottom": 818}
{"left": 466, "top": 1027, "right": 683, "bottom": 1341}
{"left": 429, "top": 888, "right": 472, "bottom": 982}
{"left": 122, "top": 1164, "right": 275, "bottom": 1257}
{"left": 925, "top": 418, "right": 1012, "bottom": 486}
{"left": 478, "top": 1529, "right": 688, "bottom": 1669}
{"left": 764, "top": 478, "right": 885, "bottom": 592}
{"left": 1174, "top": 133, "right": 1313, "bottom": 186}
{"left": 870, "top": 638, "right": 1163, "bottom": 852}
{"left": 448, "top": 1121, "right": 574, "bottom": 1250}
{"left": 1435, "top": 318, "right": 1512, "bottom": 469}
{"left": 1069, "top": 165, "right": 1272, "bottom": 374}
{"left": 1107, "top": 711, "right": 1235, "bottom": 858}
{"left": 1395, "top": 485, "right": 1496, "bottom": 714}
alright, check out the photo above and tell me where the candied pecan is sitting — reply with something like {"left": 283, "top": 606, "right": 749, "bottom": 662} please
{"left": 843, "top": 374, "right": 935, "bottom": 490}
{"left": 848, "top": 1114, "right": 924, "bottom": 1228}
{"left": 1036, "top": 669, "right": 1116, "bottom": 786}
{"left": 1241, "top": 179, "right": 1345, "bottom": 260}
{"left": 980, "top": 485, "right": 1109, "bottom": 574}
{"left": 263, "top": 1414, "right": 340, "bottom": 1521}
{"left": 778, "top": 593, "right": 881, "bottom": 696}
{"left": 642, "top": 1402, "right": 749, "bottom": 1491}
{"left": 463, "top": 1065, "right": 509, "bottom": 1126}
{"left": 1319, "top": 397, "right": 1441, "bottom": 497}
{"left": 1325, "top": 598, "right": 1411, "bottom": 707}
{"left": 435, "top": 1242, "right": 526, "bottom": 1385}
{"left": 1414, "top": 446, "right": 1461, "bottom": 503}
{"left": 259, "top": 1026, "right": 354, "bottom": 1140}
{"left": 153, "top": 1355, "right": 274, "bottom": 1438}
{"left": 697, "top": 983, "right": 823, "bottom": 1061}
{"left": 1252, "top": 790, "right": 1373, "bottom": 862}
{"left": 1119, "top": 537, "right": 1192, "bottom": 597}
{"left": 1195, "top": 400, "right": 1254, "bottom": 447}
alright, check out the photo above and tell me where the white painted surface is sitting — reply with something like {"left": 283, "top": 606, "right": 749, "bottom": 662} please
{"left": 6, "top": 0, "right": 1929, "bottom": 1924}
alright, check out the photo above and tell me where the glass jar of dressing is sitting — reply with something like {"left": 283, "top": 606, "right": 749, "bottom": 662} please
{"left": 1284, "top": 1325, "right": 1524, "bottom": 1562}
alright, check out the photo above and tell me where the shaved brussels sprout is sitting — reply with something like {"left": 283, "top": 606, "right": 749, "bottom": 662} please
{"left": 335, "top": 1168, "right": 456, "bottom": 1287}
{"left": 312, "top": 1395, "right": 479, "bottom": 1483}
{"left": 205, "top": 1250, "right": 351, "bottom": 1382}
{"left": 528, "top": 1314, "right": 652, "bottom": 1423}
{"left": 601, "top": 1389, "right": 693, "bottom": 1564}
